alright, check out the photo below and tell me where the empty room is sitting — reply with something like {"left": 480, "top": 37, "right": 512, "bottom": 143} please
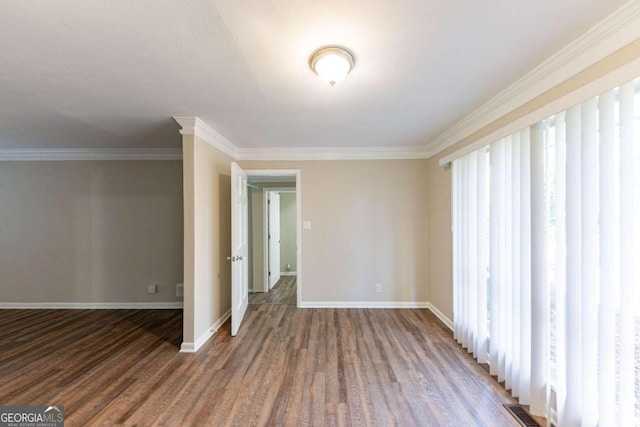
{"left": 1, "top": 1, "right": 639, "bottom": 426}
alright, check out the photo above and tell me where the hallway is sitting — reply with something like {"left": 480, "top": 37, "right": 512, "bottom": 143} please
{"left": 249, "top": 276, "right": 296, "bottom": 305}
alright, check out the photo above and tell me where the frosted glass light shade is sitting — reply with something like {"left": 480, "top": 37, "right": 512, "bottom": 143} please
{"left": 310, "top": 47, "right": 355, "bottom": 86}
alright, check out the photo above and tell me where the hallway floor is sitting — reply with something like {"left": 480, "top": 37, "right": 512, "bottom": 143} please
{"left": 249, "top": 275, "right": 296, "bottom": 305}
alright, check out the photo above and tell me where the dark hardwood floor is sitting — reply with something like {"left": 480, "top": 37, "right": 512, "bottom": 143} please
{"left": 249, "top": 275, "right": 297, "bottom": 305}
{"left": 0, "top": 305, "right": 523, "bottom": 426}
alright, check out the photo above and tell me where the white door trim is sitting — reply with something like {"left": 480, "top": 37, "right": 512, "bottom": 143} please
{"left": 247, "top": 170, "right": 301, "bottom": 308}
{"left": 266, "top": 191, "right": 281, "bottom": 289}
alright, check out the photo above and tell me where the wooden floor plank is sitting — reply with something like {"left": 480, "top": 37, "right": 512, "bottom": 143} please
{"left": 249, "top": 276, "right": 297, "bottom": 305}
{"left": 0, "top": 304, "right": 525, "bottom": 426}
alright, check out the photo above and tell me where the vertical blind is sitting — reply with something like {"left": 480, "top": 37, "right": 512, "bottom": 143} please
{"left": 452, "top": 77, "right": 640, "bottom": 426}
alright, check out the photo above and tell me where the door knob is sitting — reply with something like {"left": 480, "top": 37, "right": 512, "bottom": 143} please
{"left": 237, "top": 255, "right": 243, "bottom": 261}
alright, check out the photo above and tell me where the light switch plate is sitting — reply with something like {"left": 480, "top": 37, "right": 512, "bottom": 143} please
{"left": 303, "top": 221, "right": 312, "bottom": 230}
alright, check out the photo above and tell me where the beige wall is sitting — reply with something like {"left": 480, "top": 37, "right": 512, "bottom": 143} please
{"left": 426, "top": 39, "right": 640, "bottom": 320}
{"left": 0, "top": 160, "right": 183, "bottom": 304}
{"left": 182, "top": 135, "right": 232, "bottom": 348}
{"left": 239, "top": 160, "right": 429, "bottom": 304}
{"left": 279, "top": 192, "right": 297, "bottom": 273}
{"left": 249, "top": 187, "right": 264, "bottom": 292}
{"left": 426, "top": 157, "right": 453, "bottom": 319}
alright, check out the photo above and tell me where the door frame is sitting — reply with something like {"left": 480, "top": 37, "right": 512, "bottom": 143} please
{"left": 246, "top": 170, "right": 302, "bottom": 308}
{"left": 263, "top": 188, "right": 296, "bottom": 291}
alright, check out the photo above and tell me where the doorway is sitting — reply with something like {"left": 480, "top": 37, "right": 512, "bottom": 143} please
{"left": 243, "top": 171, "right": 301, "bottom": 309}
{"left": 249, "top": 187, "right": 297, "bottom": 305}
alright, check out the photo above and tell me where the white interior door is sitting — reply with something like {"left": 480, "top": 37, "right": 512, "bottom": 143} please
{"left": 231, "top": 162, "right": 248, "bottom": 336}
{"left": 268, "top": 192, "right": 281, "bottom": 289}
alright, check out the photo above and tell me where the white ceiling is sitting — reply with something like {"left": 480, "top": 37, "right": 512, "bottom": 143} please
{"left": 0, "top": 0, "right": 628, "bottom": 151}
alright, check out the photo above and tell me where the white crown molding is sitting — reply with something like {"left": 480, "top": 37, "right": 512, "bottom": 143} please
{"left": 173, "top": 116, "right": 239, "bottom": 159}
{"left": 426, "top": 0, "right": 640, "bottom": 158}
{"left": 298, "top": 301, "right": 429, "bottom": 309}
{"left": 180, "top": 308, "right": 230, "bottom": 353}
{"left": 236, "top": 145, "right": 430, "bottom": 161}
{"left": 0, "top": 143, "right": 427, "bottom": 163}
{"left": 0, "top": 302, "right": 183, "bottom": 309}
{"left": 0, "top": 148, "right": 182, "bottom": 161}
{"left": 173, "top": 116, "right": 430, "bottom": 160}
{"left": 439, "top": 57, "right": 640, "bottom": 166}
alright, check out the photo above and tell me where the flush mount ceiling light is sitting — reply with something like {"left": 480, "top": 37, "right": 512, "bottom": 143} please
{"left": 309, "top": 46, "right": 355, "bottom": 86}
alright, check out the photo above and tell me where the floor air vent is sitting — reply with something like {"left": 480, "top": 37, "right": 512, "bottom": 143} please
{"left": 503, "top": 404, "right": 541, "bottom": 427}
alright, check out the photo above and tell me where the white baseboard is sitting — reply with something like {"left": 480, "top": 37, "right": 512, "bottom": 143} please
{"left": 280, "top": 272, "right": 297, "bottom": 276}
{"left": 179, "top": 341, "right": 196, "bottom": 353}
{"left": 0, "top": 302, "right": 183, "bottom": 309}
{"left": 298, "top": 301, "right": 429, "bottom": 309}
{"left": 180, "top": 308, "right": 231, "bottom": 353}
{"left": 295, "top": 300, "right": 454, "bottom": 331}
{"left": 426, "top": 302, "right": 453, "bottom": 331}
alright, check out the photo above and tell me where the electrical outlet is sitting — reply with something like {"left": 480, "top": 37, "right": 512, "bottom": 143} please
{"left": 176, "top": 283, "right": 184, "bottom": 297}
{"left": 147, "top": 284, "right": 158, "bottom": 294}
{"left": 376, "top": 283, "right": 382, "bottom": 293}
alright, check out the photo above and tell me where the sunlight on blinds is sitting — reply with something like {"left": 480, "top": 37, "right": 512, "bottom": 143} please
{"left": 452, "top": 77, "right": 640, "bottom": 426}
